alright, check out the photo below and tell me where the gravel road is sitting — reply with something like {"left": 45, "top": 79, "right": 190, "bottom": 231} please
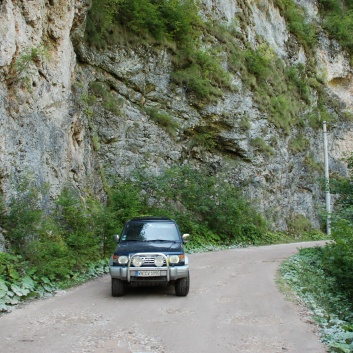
{"left": 0, "top": 241, "right": 328, "bottom": 353}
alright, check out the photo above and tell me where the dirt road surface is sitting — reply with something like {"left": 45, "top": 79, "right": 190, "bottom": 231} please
{"left": 0, "top": 241, "right": 328, "bottom": 353}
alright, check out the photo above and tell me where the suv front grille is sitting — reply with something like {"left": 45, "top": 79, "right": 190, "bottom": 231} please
{"left": 140, "top": 255, "right": 166, "bottom": 267}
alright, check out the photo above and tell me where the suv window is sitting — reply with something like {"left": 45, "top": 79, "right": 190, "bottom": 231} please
{"left": 121, "top": 221, "right": 180, "bottom": 242}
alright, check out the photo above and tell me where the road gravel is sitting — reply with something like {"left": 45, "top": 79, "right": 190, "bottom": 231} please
{"left": 0, "top": 241, "right": 328, "bottom": 353}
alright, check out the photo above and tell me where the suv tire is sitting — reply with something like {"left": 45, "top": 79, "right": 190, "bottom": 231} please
{"left": 112, "top": 278, "right": 124, "bottom": 297}
{"left": 175, "top": 273, "right": 190, "bottom": 297}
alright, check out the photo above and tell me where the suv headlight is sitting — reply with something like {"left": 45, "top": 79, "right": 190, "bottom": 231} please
{"left": 169, "top": 255, "right": 180, "bottom": 264}
{"left": 118, "top": 256, "right": 128, "bottom": 265}
{"left": 154, "top": 256, "right": 164, "bottom": 267}
{"left": 132, "top": 256, "right": 143, "bottom": 267}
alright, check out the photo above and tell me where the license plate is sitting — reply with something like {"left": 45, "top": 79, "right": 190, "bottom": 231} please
{"left": 136, "top": 270, "right": 161, "bottom": 277}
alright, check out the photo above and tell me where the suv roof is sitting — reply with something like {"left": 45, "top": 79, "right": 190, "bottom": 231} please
{"left": 128, "top": 216, "right": 174, "bottom": 222}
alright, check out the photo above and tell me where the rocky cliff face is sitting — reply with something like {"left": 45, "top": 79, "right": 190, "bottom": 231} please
{"left": 1, "top": 0, "right": 352, "bottom": 231}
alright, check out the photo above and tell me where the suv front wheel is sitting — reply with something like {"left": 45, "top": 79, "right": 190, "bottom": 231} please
{"left": 175, "top": 273, "right": 190, "bottom": 297}
{"left": 112, "top": 278, "right": 125, "bottom": 297}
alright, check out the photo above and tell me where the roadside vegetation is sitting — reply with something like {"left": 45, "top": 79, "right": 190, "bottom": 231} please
{"left": 0, "top": 166, "right": 322, "bottom": 312}
{"left": 280, "top": 153, "right": 353, "bottom": 353}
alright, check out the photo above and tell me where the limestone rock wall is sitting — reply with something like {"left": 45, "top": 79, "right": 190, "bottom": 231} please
{"left": 1, "top": 0, "right": 353, "bottom": 231}
{"left": 0, "top": 0, "right": 101, "bottom": 201}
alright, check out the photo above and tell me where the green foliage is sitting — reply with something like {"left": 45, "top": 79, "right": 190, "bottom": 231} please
{"left": 107, "top": 181, "right": 146, "bottom": 227}
{"left": 321, "top": 154, "right": 353, "bottom": 300}
{"left": 85, "top": 0, "right": 122, "bottom": 49}
{"left": 128, "top": 165, "right": 269, "bottom": 246}
{"left": 172, "top": 64, "right": 222, "bottom": 101}
{"left": 244, "top": 47, "right": 272, "bottom": 79}
{"left": 318, "top": 0, "right": 353, "bottom": 54}
{"left": 86, "top": 0, "right": 200, "bottom": 47}
{"left": 238, "top": 46, "right": 310, "bottom": 136}
{"left": 250, "top": 137, "right": 275, "bottom": 157}
{"left": 144, "top": 107, "right": 180, "bottom": 136}
{"left": 89, "top": 81, "right": 121, "bottom": 115}
{"left": 189, "top": 126, "right": 218, "bottom": 150}
{"left": 2, "top": 177, "right": 49, "bottom": 254}
{"left": 1, "top": 180, "right": 114, "bottom": 278}
{"left": 280, "top": 247, "right": 353, "bottom": 352}
{"left": 286, "top": 213, "right": 313, "bottom": 236}
{"left": 172, "top": 49, "right": 232, "bottom": 102}
{"left": 268, "top": 95, "right": 293, "bottom": 134}
{"left": 311, "top": 150, "right": 353, "bottom": 314}
{"left": 306, "top": 109, "right": 323, "bottom": 129}
{"left": 318, "top": 0, "right": 344, "bottom": 11}
{"left": 288, "top": 134, "right": 310, "bottom": 153}
{"left": 322, "top": 218, "right": 353, "bottom": 299}
{"left": 304, "top": 155, "right": 324, "bottom": 173}
{"left": 239, "top": 116, "right": 251, "bottom": 132}
{"left": 92, "top": 131, "right": 100, "bottom": 151}
{"left": 6, "top": 44, "right": 50, "bottom": 88}
{"left": 0, "top": 252, "right": 108, "bottom": 312}
{"left": 285, "top": 64, "right": 311, "bottom": 103}
{"left": 275, "top": 0, "right": 318, "bottom": 51}
{"left": 324, "top": 10, "right": 353, "bottom": 53}
{"left": 107, "top": 167, "right": 269, "bottom": 250}
{"left": 117, "top": 0, "right": 200, "bottom": 43}
{"left": 1, "top": 163, "right": 327, "bottom": 311}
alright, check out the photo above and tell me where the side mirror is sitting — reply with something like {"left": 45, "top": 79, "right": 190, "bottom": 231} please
{"left": 182, "top": 233, "right": 190, "bottom": 244}
{"left": 113, "top": 234, "right": 120, "bottom": 243}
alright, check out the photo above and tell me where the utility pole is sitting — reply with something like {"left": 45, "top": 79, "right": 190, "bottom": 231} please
{"left": 323, "top": 121, "right": 331, "bottom": 235}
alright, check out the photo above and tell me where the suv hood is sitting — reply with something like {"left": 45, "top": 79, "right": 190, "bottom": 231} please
{"left": 115, "top": 240, "right": 183, "bottom": 255}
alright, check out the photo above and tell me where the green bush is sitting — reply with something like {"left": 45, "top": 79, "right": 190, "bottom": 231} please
{"left": 107, "top": 181, "right": 146, "bottom": 228}
{"left": 144, "top": 107, "right": 179, "bottom": 136}
{"left": 89, "top": 81, "right": 121, "bottom": 115}
{"left": 304, "top": 155, "right": 324, "bottom": 173}
{"left": 86, "top": 0, "right": 200, "bottom": 47}
{"left": 2, "top": 178, "right": 50, "bottom": 254}
{"left": 269, "top": 95, "right": 293, "bottom": 134}
{"left": 288, "top": 134, "right": 310, "bottom": 153}
{"left": 286, "top": 213, "right": 313, "bottom": 236}
{"left": 250, "top": 137, "right": 275, "bottom": 157}
{"left": 322, "top": 217, "right": 353, "bottom": 299}
{"left": 239, "top": 116, "right": 251, "bottom": 131}
{"left": 172, "top": 49, "right": 232, "bottom": 102}
{"left": 130, "top": 165, "right": 269, "bottom": 245}
{"left": 244, "top": 48, "right": 272, "bottom": 80}
{"left": 188, "top": 126, "right": 218, "bottom": 150}
{"left": 275, "top": 0, "right": 317, "bottom": 51}
{"left": 324, "top": 151, "right": 353, "bottom": 300}
{"left": 280, "top": 247, "right": 353, "bottom": 352}
{"left": 84, "top": 0, "right": 122, "bottom": 49}
{"left": 0, "top": 166, "right": 267, "bottom": 309}
{"left": 324, "top": 10, "right": 353, "bottom": 53}
{"left": 285, "top": 64, "right": 311, "bottom": 103}
{"left": 172, "top": 64, "right": 222, "bottom": 101}
{"left": 318, "top": 0, "right": 344, "bottom": 11}
{"left": 317, "top": 0, "right": 353, "bottom": 54}
{"left": 1, "top": 179, "right": 115, "bottom": 280}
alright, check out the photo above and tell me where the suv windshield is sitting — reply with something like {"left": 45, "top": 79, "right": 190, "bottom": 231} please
{"left": 121, "top": 222, "right": 179, "bottom": 242}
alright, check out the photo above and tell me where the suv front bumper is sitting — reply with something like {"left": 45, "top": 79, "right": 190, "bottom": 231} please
{"left": 109, "top": 264, "right": 189, "bottom": 282}
{"left": 109, "top": 252, "right": 189, "bottom": 283}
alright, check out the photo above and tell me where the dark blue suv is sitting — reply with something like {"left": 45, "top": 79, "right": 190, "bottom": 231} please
{"left": 109, "top": 217, "right": 190, "bottom": 296}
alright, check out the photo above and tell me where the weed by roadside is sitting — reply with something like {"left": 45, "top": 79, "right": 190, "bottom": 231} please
{"left": 0, "top": 253, "right": 108, "bottom": 313}
{"left": 280, "top": 247, "right": 353, "bottom": 353}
